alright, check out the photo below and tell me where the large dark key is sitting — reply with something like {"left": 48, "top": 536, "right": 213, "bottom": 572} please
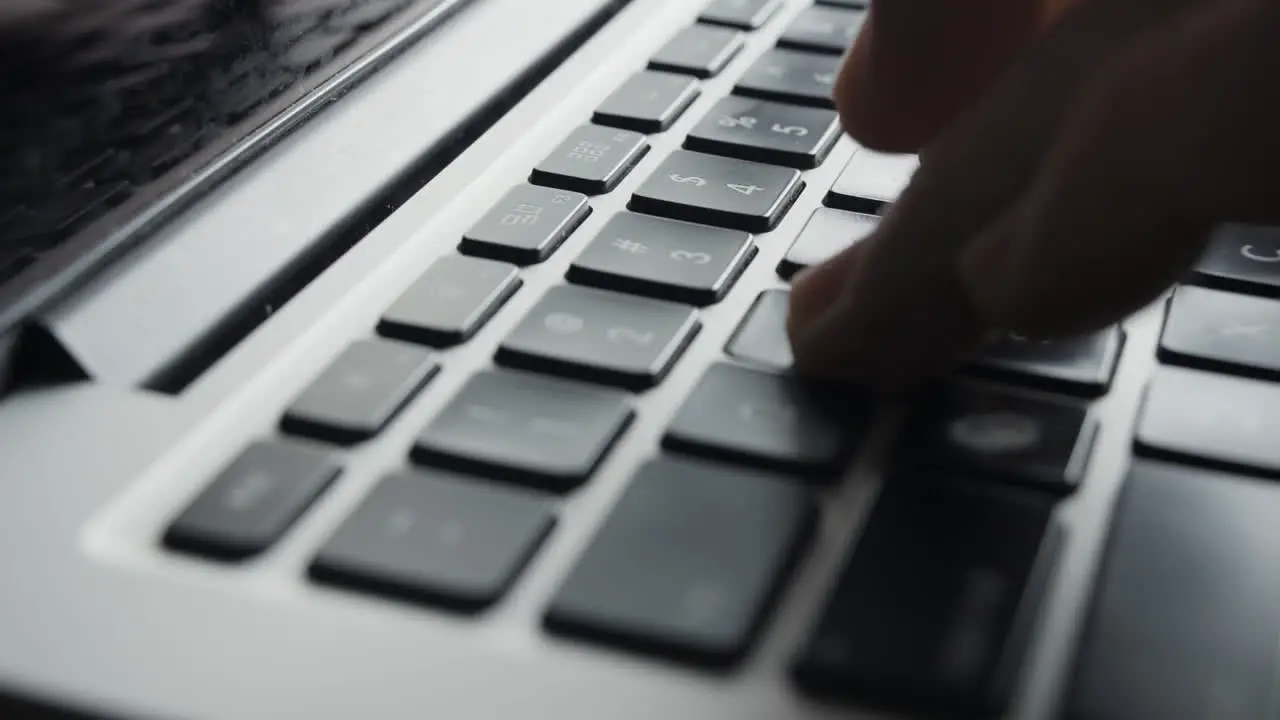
{"left": 413, "top": 370, "right": 633, "bottom": 492}
{"left": 726, "top": 290, "right": 792, "bottom": 370}
{"left": 593, "top": 70, "right": 701, "bottom": 134}
{"left": 685, "top": 96, "right": 842, "bottom": 169}
{"left": 459, "top": 184, "right": 591, "bottom": 265}
{"left": 778, "top": 5, "right": 866, "bottom": 54}
{"left": 1065, "top": 462, "right": 1280, "bottom": 720}
{"left": 165, "top": 441, "right": 340, "bottom": 561}
{"left": 1189, "top": 223, "right": 1280, "bottom": 297}
{"left": 826, "top": 148, "right": 919, "bottom": 213}
{"left": 567, "top": 213, "right": 754, "bottom": 306}
{"left": 664, "top": 362, "right": 868, "bottom": 478}
{"left": 899, "top": 383, "right": 1096, "bottom": 495}
{"left": 793, "top": 478, "right": 1057, "bottom": 716}
{"left": 967, "top": 328, "right": 1124, "bottom": 397}
{"left": 379, "top": 255, "right": 521, "bottom": 347}
{"left": 816, "top": 0, "right": 869, "bottom": 7}
{"left": 310, "top": 470, "right": 555, "bottom": 613}
{"left": 281, "top": 340, "right": 439, "bottom": 445}
{"left": 699, "top": 0, "right": 785, "bottom": 30}
{"left": 545, "top": 456, "right": 816, "bottom": 668}
{"left": 649, "top": 24, "right": 745, "bottom": 79}
{"left": 1159, "top": 285, "right": 1280, "bottom": 381}
{"left": 1134, "top": 367, "right": 1280, "bottom": 478}
{"left": 630, "top": 150, "right": 803, "bottom": 233}
{"left": 497, "top": 285, "right": 700, "bottom": 389}
{"left": 530, "top": 125, "right": 649, "bottom": 195}
{"left": 735, "top": 49, "right": 841, "bottom": 109}
{"left": 778, "top": 208, "right": 878, "bottom": 279}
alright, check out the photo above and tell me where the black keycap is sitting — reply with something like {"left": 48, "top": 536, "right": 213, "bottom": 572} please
{"left": 664, "top": 362, "right": 868, "bottom": 477}
{"left": 816, "top": 0, "right": 869, "bottom": 7}
{"left": 1189, "top": 223, "right": 1280, "bottom": 297}
{"left": 310, "top": 470, "right": 555, "bottom": 613}
{"left": 726, "top": 290, "right": 792, "bottom": 370}
{"left": 1134, "top": 367, "right": 1280, "bottom": 479}
{"left": 735, "top": 49, "right": 841, "bottom": 109}
{"left": 281, "top": 340, "right": 439, "bottom": 445}
{"left": 413, "top": 370, "right": 633, "bottom": 492}
{"left": 699, "top": 0, "right": 785, "bottom": 30}
{"left": 530, "top": 125, "right": 649, "bottom": 195}
{"left": 497, "top": 285, "right": 700, "bottom": 389}
{"left": 649, "top": 24, "right": 745, "bottom": 79}
{"left": 793, "top": 478, "right": 1058, "bottom": 717}
{"left": 567, "top": 212, "right": 755, "bottom": 306}
{"left": 1064, "top": 462, "right": 1280, "bottom": 720}
{"left": 778, "top": 5, "right": 866, "bottom": 54}
{"left": 778, "top": 208, "right": 878, "bottom": 279}
{"left": 900, "top": 383, "right": 1096, "bottom": 495}
{"left": 545, "top": 456, "right": 816, "bottom": 668}
{"left": 685, "top": 96, "right": 841, "bottom": 169}
{"left": 593, "top": 71, "right": 701, "bottom": 134}
{"left": 378, "top": 255, "right": 521, "bottom": 347}
{"left": 826, "top": 148, "right": 919, "bottom": 213}
{"left": 164, "top": 442, "right": 340, "bottom": 561}
{"left": 459, "top": 184, "right": 591, "bottom": 265}
{"left": 630, "top": 150, "right": 803, "bottom": 233}
{"left": 1159, "top": 285, "right": 1280, "bottom": 381}
{"left": 967, "top": 328, "right": 1124, "bottom": 397}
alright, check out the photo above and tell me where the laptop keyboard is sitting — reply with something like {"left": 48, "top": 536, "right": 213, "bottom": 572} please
{"left": 151, "top": 0, "right": 1280, "bottom": 716}
{"left": 0, "top": 0, "right": 445, "bottom": 287}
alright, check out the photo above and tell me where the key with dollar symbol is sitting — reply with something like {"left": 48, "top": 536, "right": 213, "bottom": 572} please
{"left": 630, "top": 150, "right": 804, "bottom": 232}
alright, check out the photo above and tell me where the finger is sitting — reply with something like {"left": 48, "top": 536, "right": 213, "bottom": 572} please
{"left": 959, "top": 0, "right": 1280, "bottom": 338}
{"left": 835, "top": 0, "right": 1063, "bottom": 152}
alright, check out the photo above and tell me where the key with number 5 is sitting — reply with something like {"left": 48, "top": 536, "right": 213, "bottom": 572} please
{"left": 630, "top": 150, "right": 804, "bottom": 232}
{"left": 686, "top": 97, "right": 842, "bottom": 169}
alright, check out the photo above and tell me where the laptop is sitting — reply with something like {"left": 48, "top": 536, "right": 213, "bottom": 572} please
{"left": 3, "top": 0, "right": 1278, "bottom": 718}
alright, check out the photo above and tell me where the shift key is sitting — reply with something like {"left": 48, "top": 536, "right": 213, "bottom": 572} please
{"left": 793, "top": 476, "right": 1058, "bottom": 716}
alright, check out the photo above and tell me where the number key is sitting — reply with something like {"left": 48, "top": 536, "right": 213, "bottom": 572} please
{"left": 497, "top": 285, "right": 701, "bottom": 390}
{"left": 630, "top": 150, "right": 803, "bottom": 233}
{"left": 568, "top": 213, "right": 754, "bottom": 306}
{"left": 531, "top": 124, "right": 649, "bottom": 195}
{"left": 778, "top": 5, "right": 865, "bottom": 54}
{"left": 686, "top": 96, "right": 841, "bottom": 169}
{"left": 699, "top": 0, "right": 784, "bottom": 30}
{"left": 460, "top": 184, "right": 591, "bottom": 265}
{"left": 735, "top": 49, "right": 841, "bottom": 109}
{"left": 1190, "top": 224, "right": 1280, "bottom": 298}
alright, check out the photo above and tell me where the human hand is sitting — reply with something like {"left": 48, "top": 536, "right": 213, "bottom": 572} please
{"left": 786, "top": 0, "right": 1280, "bottom": 389}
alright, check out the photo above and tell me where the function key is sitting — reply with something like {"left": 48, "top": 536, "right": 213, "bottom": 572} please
{"left": 530, "top": 124, "right": 649, "bottom": 195}
{"left": 164, "top": 441, "right": 340, "bottom": 561}
{"left": 685, "top": 96, "right": 842, "bottom": 169}
{"left": 1065, "top": 463, "right": 1280, "bottom": 720}
{"left": 699, "top": 0, "right": 785, "bottom": 30}
{"left": 725, "top": 290, "right": 793, "bottom": 370}
{"left": 778, "top": 208, "right": 878, "bottom": 279}
{"left": 1159, "top": 285, "right": 1280, "bottom": 381}
{"left": 567, "top": 212, "right": 755, "bottom": 306}
{"left": 310, "top": 470, "right": 555, "bottom": 613}
{"left": 735, "top": 49, "right": 841, "bottom": 109}
{"left": 649, "top": 24, "right": 745, "bottom": 79}
{"left": 966, "top": 328, "right": 1124, "bottom": 397}
{"left": 545, "top": 456, "right": 816, "bottom": 668}
{"left": 826, "top": 148, "right": 919, "bottom": 213}
{"left": 1189, "top": 224, "right": 1280, "bottom": 298}
{"left": 459, "top": 184, "right": 591, "bottom": 265}
{"left": 630, "top": 150, "right": 803, "bottom": 233}
{"left": 379, "top": 255, "right": 521, "bottom": 347}
{"left": 663, "top": 362, "right": 869, "bottom": 478}
{"left": 497, "top": 285, "right": 700, "bottom": 390}
{"left": 899, "top": 383, "right": 1096, "bottom": 495}
{"left": 778, "top": 5, "right": 866, "bottom": 55}
{"left": 413, "top": 370, "right": 633, "bottom": 492}
{"left": 593, "top": 70, "right": 701, "bottom": 134}
{"left": 793, "top": 478, "right": 1056, "bottom": 717}
{"left": 1135, "top": 367, "right": 1280, "bottom": 479}
{"left": 282, "top": 340, "right": 439, "bottom": 445}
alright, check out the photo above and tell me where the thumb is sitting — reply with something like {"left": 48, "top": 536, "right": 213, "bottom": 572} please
{"left": 836, "top": 0, "right": 1063, "bottom": 152}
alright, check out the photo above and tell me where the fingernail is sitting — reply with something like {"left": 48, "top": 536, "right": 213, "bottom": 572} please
{"left": 957, "top": 209, "right": 1025, "bottom": 327}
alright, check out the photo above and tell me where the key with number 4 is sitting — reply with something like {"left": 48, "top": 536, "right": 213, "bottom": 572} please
{"left": 630, "top": 150, "right": 803, "bottom": 233}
